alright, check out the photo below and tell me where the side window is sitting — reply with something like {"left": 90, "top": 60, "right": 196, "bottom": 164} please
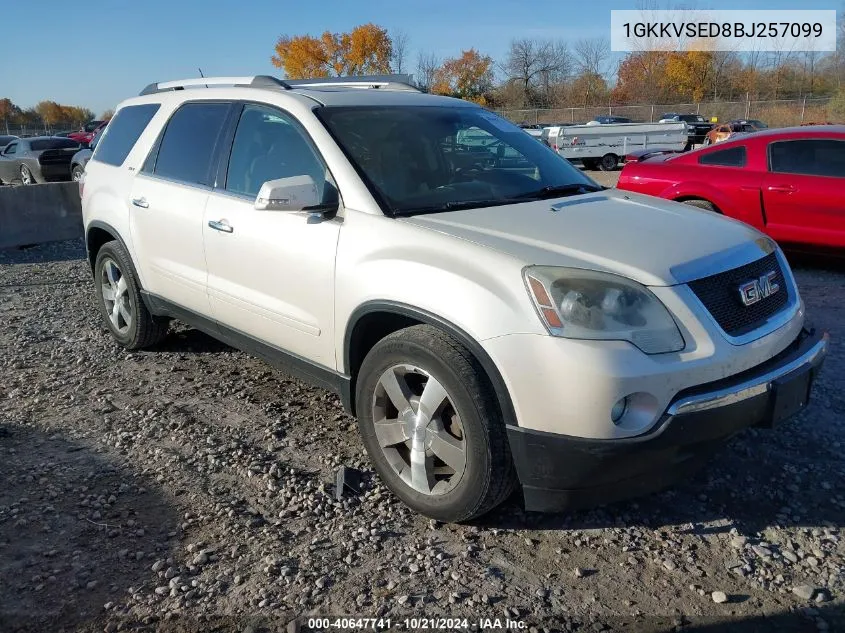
{"left": 5, "top": 143, "right": 16, "bottom": 155}
{"left": 769, "top": 139, "right": 845, "bottom": 178}
{"left": 224, "top": 104, "right": 328, "bottom": 198}
{"left": 698, "top": 146, "right": 746, "bottom": 167}
{"left": 93, "top": 104, "right": 160, "bottom": 167}
{"left": 151, "top": 102, "right": 230, "bottom": 186}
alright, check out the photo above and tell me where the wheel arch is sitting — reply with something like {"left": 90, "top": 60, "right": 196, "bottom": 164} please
{"left": 85, "top": 221, "right": 147, "bottom": 298}
{"left": 343, "top": 301, "right": 517, "bottom": 428}
{"left": 673, "top": 195, "right": 722, "bottom": 212}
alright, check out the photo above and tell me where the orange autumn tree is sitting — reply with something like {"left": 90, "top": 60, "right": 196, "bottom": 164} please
{"left": 271, "top": 24, "right": 392, "bottom": 78}
{"left": 431, "top": 49, "right": 494, "bottom": 104}
{"left": 664, "top": 50, "right": 715, "bottom": 102}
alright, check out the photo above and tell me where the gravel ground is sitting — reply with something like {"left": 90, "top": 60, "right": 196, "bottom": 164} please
{"left": 1, "top": 236, "right": 843, "bottom": 633}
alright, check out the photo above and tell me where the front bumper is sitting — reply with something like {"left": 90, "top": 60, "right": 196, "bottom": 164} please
{"left": 508, "top": 328, "right": 828, "bottom": 512}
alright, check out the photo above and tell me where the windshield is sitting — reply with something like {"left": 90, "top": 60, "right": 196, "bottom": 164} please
{"left": 316, "top": 105, "right": 599, "bottom": 216}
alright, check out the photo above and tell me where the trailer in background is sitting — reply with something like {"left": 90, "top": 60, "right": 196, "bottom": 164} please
{"left": 543, "top": 122, "right": 690, "bottom": 171}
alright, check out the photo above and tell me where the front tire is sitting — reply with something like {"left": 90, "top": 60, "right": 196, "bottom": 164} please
{"left": 94, "top": 241, "right": 169, "bottom": 349}
{"left": 356, "top": 325, "right": 516, "bottom": 522}
{"left": 71, "top": 165, "right": 84, "bottom": 181}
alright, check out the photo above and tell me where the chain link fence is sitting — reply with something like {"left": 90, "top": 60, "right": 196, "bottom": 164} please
{"left": 497, "top": 97, "right": 835, "bottom": 127}
{"left": 2, "top": 120, "right": 86, "bottom": 138}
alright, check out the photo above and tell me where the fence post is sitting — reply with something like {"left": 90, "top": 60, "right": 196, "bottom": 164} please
{"left": 800, "top": 96, "right": 806, "bottom": 124}
{"left": 650, "top": 105, "right": 654, "bottom": 122}
{"left": 745, "top": 93, "right": 750, "bottom": 119}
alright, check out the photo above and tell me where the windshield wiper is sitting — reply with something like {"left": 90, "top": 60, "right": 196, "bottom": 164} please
{"left": 513, "top": 183, "right": 605, "bottom": 200}
{"left": 393, "top": 199, "right": 514, "bottom": 217}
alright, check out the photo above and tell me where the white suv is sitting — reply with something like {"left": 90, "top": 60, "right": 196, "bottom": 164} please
{"left": 81, "top": 75, "right": 828, "bottom": 522}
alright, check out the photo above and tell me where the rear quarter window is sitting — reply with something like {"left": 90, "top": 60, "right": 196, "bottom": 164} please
{"left": 698, "top": 146, "right": 746, "bottom": 167}
{"left": 92, "top": 104, "right": 160, "bottom": 167}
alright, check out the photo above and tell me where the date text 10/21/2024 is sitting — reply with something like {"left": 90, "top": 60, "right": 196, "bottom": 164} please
{"left": 305, "top": 617, "right": 528, "bottom": 631}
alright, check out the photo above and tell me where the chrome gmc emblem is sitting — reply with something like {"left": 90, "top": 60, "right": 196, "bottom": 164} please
{"left": 738, "top": 271, "right": 779, "bottom": 307}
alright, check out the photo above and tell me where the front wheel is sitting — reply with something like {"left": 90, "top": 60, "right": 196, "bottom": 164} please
{"left": 356, "top": 325, "right": 516, "bottom": 522}
{"left": 71, "top": 165, "right": 84, "bottom": 181}
{"left": 599, "top": 153, "right": 619, "bottom": 171}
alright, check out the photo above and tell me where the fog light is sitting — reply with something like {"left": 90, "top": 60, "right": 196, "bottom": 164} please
{"left": 611, "top": 397, "right": 628, "bottom": 424}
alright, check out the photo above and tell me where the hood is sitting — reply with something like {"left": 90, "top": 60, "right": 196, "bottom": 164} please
{"left": 398, "top": 189, "right": 769, "bottom": 286}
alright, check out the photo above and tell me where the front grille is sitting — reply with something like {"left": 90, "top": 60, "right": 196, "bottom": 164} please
{"left": 687, "top": 252, "right": 789, "bottom": 337}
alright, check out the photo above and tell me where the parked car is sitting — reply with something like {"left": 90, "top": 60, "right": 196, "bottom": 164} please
{"left": 590, "top": 115, "right": 633, "bottom": 124}
{"left": 70, "top": 126, "right": 106, "bottom": 181}
{"left": 69, "top": 119, "right": 109, "bottom": 145}
{"left": 617, "top": 126, "right": 845, "bottom": 251}
{"left": 732, "top": 119, "right": 768, "bottom": 131}
{"left": 0, "top": 135, "right": 18, "bottom": 152}
{"left": 659, "top": 113, "right": 713, "bottom": 146}
{"left": 0, "top": 136, "right": 82, "bottom": 185}
{"left": 704, "top": 121, "right": 758, "bottom": 145}
{"left": 81, "top": 74, "right": 827, "bottom": 522}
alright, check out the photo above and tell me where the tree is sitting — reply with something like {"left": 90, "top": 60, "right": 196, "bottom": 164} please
{"left": 100, "top": 109, "right": 115, "bottom": 120}
{"left": 271, "top": 23, "right": 392, "bottom": 78}
{"left": 0, "top": 98, "right": 15, "bottom": 134}
{"left": 416, "top": 52, "right": 440, "bottom": 92}
{"left": 432, "top": 49, "right": 494, "bottom": 104}
{"left": 664, "top": 50, "right": 715, "bottom": 102}
{"left": 573, "top": 38, "right": 610, "bottom": 106}
{"left": 390, "top": 29, "right": 409, "bottom": 74}
{"left": 503, "top": 39, "right": 570, "bottom": 106}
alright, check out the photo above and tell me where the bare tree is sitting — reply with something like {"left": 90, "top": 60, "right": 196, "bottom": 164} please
{"left": 391, "top": 30, "right": 409, "bottom": 75}
{"left": 416, "top": 51, "right": 440, "bottom": 92}
{"left": 503, "top": 39, "right": 571, "bottom": 106}
{"left": 574, "top": 38, "right": 610, "bottom": 106}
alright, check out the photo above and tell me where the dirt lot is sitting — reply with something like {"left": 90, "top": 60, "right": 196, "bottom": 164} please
{"left": 1, "top": 211, "right": 844, "bottom": 632}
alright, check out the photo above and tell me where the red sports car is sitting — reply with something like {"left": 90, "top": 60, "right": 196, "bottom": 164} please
{"left": 617, "top": 126, "right": 845, "bottom": 251}
{"left": 68, "top": 120, "right": 109, "bottom": 145}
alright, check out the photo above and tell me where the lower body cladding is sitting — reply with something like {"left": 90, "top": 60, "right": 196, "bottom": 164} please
{"left": 505, "top": 328, "right": 828, "bottom": 512}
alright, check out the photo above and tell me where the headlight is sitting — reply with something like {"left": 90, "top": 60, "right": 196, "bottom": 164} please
{"left": 524, "top": 266, "right": 685, "bottom": 354}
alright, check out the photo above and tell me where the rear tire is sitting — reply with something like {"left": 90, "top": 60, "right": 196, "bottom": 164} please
{"left": 20, "top": 165, "right": 34, "bottom": 185}
{"left": 356, "top": 325, "right": 516, "bottom": 522}
{"left": 94, "top": 240, "right": 169, "bottom": 350}
{"left": 599, "top": 153, "right": 619, "bottom": 171}
{"left": 681, "top": 199, "right": 717, "bottom": 212}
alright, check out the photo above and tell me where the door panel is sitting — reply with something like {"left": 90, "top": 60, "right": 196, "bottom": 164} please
{"left": 203, "top": 194, "right": 340, "bottom": 367}
{"left": 129, "top": 175, "right": 212, "bottom": 315}
{"left": 763, "top": 139, "right": 845, "bottom": 248}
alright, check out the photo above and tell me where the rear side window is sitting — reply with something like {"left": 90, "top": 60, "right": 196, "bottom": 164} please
{"left": 769, "top": 139, "right": 845, "bottom": 178}
{"left": 150, "top": 102, "right": 230, "bottom": 186}
{"left": 698, "top": 146, "right": 746, "bottom": 167}
{"left": 93, "top": 104, "right": 160, "bottom": 167}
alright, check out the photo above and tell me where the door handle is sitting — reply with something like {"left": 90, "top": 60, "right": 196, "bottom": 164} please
{"left": 208, "top": 219, "right": 234, "bottom": 233}
{"left": 131, "top": 197, "right": 149, "bottom": 208}
{"left": 767, "top": 185, "right": 796, "bottom": 194}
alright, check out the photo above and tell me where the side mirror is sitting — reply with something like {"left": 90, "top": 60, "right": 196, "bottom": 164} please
{"left": 254, "top": 175, "right": 320, "bottom": 211}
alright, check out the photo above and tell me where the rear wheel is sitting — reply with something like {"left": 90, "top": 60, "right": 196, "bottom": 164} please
{"left": 20, "top": 165, "right": 34, "bottom": 185}
{"left": 599, "top": 153, "right": 619, "bottom": 171}
{"left": 681, "top": 199, "right": 717, "bottom": 212}
{"left": 356, "top": 325, "right": 516, "bottom": 522}
{"left": 94, "top": 241, "right": 169, "bottom": 349}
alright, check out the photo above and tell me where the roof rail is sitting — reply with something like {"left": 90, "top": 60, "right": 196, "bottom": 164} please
{"left": 139, "top": 75, "right": 291, "bottom": 96}
{"left": 284, "top": 74, "right": 419, "bottom": 92}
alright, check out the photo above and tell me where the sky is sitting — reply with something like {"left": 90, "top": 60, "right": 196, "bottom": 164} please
{"left": 0, "top": 0, "right": 839, "bottom": 115}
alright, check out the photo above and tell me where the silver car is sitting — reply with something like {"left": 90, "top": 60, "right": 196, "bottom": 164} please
{"left": 0, "top": 136, "right": 83, "bottom": 185}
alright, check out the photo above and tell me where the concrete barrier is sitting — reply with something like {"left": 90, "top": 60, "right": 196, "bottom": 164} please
{"left": 0, "top": 182, "right": 83, "bottom": 250}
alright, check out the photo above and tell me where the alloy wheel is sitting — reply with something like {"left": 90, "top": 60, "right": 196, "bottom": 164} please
{"left": 371, "top": 364, "right": 467, "bottom": 496}
{"left": 20, "top": 166, "right": 33, "bottom": 185}
{"left": 99, "top": 257, "right": 132, "bottom": 335}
